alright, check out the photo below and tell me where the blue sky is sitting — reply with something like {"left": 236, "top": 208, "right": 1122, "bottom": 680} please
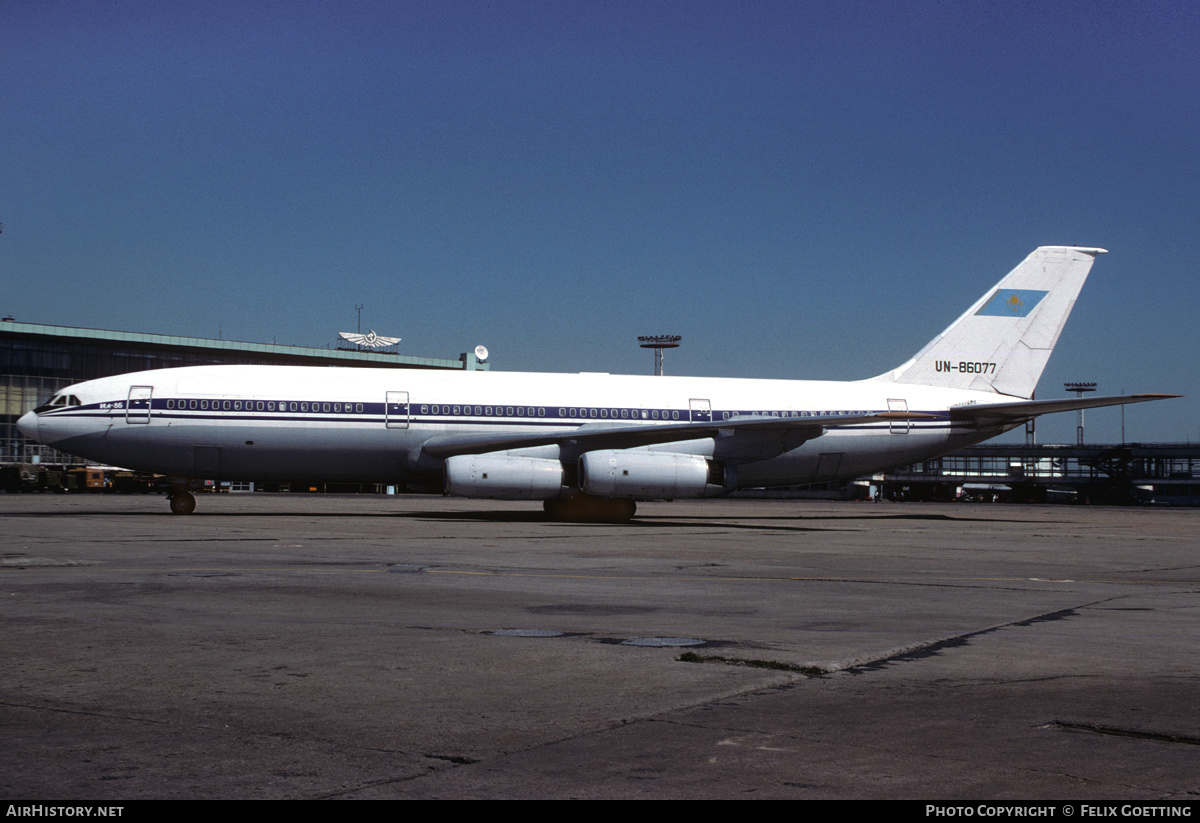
{"left": 2, "top": 0, "right": 1197, "bottom": 442}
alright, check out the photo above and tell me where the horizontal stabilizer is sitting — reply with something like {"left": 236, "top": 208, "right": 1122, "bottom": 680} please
{"left": 950, "top": 393, "right": 1181, "bottom": 424}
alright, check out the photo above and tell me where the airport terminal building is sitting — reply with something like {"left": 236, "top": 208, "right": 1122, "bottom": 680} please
{"left": 1, "top": 319, "right": 486, "bottom": 467}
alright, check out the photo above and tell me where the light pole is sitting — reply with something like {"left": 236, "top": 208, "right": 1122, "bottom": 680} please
{"left": 638, "top": 335, "right": 681, "bottom": 376}
{"left": 1064, "top": 382, "right": 1097, "bottom": 446}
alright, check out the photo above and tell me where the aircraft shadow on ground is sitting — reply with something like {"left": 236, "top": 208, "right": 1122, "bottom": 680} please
{"left": 3, "top": 507, "right": 1041, "bottom": 529}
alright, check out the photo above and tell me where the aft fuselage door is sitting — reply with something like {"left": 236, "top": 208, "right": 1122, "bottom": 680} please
{"left": 126, "top": 386, "right": 153, "bottom": 424}
{"left": 887, "top": 398, "right": 909, "bottom": 434}
{"left": 385, "top": 391, "right": 409, "bottom": 429}
{"left": 689, "top": 398, "right": 712, "bottom": 423}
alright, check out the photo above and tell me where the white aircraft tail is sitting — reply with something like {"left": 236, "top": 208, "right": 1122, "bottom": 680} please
{"left": 872, "top": 246, "right": 1106, "bottom": 399}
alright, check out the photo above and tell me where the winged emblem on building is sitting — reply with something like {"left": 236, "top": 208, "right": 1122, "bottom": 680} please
{"left": 339, "top": 330, "right": 401, "bottom": 348}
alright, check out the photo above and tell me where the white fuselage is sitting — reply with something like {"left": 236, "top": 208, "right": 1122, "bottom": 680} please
{"left": 19, "top": 364, "right": 1016, "bottom": 490}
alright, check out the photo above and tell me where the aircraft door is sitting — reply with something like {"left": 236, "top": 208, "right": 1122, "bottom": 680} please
{"left": 194, "top": 446, "right": 221, "bottom": 477}
{"left": 385, "top": 391, "right": 409, "bottom": 429}
{"left": 126, "top": 386, "right": 153, "bottom": 424}
{"left": 887, "top": 398, "right": 909, "bottom": 434}
{"left": 689, "top": 398, "right": 712, "bottom": 423}
{"left": 814, "top": 452, "right": 844, "bottom": 481}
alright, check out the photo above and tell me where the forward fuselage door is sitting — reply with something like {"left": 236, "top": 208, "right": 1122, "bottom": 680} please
{"left": 689, "top": 398, "right": 712, "bottom": 423}
{"left": 385, "top": 391, "right": 409, "bottom": 429}
{"left": 126, "top": 386, "right": 153, "bottom": 424}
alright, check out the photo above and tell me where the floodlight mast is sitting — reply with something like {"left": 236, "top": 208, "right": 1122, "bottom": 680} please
{"left": 1064, "top": 382, "right": 1097, "bottom": 446}
{"left": 638, "top": 335, "right": 681, "bottom": 376}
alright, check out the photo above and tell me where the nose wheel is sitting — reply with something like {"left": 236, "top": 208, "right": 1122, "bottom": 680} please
{"left": 168, "top": 491, "right": 196, "bottom": 515}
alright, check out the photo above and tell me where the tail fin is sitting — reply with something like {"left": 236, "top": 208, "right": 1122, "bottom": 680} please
{"left": 871, "top": 246, "right": 1106, "bottom": 398}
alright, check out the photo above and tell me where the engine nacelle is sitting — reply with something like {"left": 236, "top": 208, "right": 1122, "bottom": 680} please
{"left": 578, "top": 451, "right": 733, "bottom": 499}
{"left": 444, "top": 455, "right": 564, "bottom": 500}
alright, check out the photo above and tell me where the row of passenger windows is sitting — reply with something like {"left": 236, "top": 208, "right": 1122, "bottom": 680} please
{"left": 165, "top": 399, "right": 364, "bottom": 413}
{"left": 419, "top": 405, "right": 682, "bottom": 420}
{"left": 160, "top": 400, "right": 683, "bottom": 420}
{"left": 417, "top": 408, "right": 857, "bottom": 420}
{"left": 422, "top": 405, "right": 544, "bottom": 417}
{"left": 158, "top": 399, "right": 865, "bottom": 419}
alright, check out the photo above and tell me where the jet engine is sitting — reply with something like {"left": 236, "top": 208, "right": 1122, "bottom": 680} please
{"left": 443, "top": 454, "right": 564, "bottom": 500}
{"left": 577, "top": 451, "right": 734, "bottom": 499}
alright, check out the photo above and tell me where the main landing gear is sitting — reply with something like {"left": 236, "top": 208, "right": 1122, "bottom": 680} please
{"left": 168, "top": 490, "right": 196, "bottom": 515}
{"left": 543, "top": 493, "right": 636, "bottom": 523}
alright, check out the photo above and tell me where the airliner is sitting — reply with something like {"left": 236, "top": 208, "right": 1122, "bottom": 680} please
{"left": 17, "top": 246, "right": 1177, "bottom": 520}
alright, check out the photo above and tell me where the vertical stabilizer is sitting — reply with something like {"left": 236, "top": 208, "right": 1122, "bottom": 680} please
{"left": 872, "top": 246, "right": 1106, "bottom": 398}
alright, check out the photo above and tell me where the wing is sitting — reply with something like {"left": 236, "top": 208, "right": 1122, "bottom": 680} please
{"left": 418, "top": 410, "right": 931, "bottom": 460}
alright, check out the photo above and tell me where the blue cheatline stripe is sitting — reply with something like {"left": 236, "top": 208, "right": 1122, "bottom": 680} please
{"left": 53, "top": 398, "right": 952, "bottom": 427}
{"left": 975, "top": 289, "right": 1048, "bottom": 317}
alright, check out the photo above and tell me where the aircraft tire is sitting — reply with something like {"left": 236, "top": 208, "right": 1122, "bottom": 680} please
{"left": 169, "top": 492, "right": 196, "bottom": 515}
{"left": 610, "top": 497, "right": 637, "bottom": 521}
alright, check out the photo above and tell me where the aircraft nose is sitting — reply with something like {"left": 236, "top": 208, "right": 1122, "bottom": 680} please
{"left": 16, "top": 411, "right": 41, "bottom": 443}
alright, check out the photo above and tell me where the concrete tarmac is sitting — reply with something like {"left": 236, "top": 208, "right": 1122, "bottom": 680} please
{"left": 1, "top": 494, "right": 1196, "bottom": 799}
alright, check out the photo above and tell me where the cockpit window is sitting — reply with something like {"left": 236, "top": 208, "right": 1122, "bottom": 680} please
{"left": 33, "top": 393, "right": 82, "bottom": 414}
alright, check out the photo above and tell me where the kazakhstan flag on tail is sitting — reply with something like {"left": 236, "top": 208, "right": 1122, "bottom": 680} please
{"left": 975, "top": 289, "right": 1048, "bottom": 317}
